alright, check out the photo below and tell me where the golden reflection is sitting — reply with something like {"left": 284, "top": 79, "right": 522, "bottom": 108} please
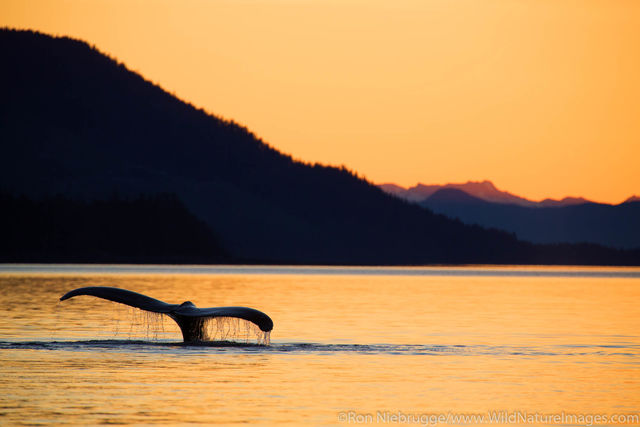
{"left": 0, "top": 267, "right": 639, "bottom": 424}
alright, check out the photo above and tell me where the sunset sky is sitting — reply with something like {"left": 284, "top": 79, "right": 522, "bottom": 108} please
{"left": 2, "top": 0, "right": 639, "bottom": 204}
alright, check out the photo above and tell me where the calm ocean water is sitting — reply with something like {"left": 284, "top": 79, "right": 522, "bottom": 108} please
{"left": 1, "top": 265, "right": 639, "bottom": 425}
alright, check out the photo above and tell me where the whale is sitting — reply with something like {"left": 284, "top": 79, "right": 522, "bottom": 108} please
{"left": 60, "top": 286, "right": 273, "bottom": 343}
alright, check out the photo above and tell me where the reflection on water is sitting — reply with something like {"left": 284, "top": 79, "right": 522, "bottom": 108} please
{"left": 0, "top": 265, "right": 639, "bottom": 425}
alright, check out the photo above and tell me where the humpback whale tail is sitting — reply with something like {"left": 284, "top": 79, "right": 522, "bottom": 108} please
{"left": 60, "top": 287, "right": 273, "bottom": 344}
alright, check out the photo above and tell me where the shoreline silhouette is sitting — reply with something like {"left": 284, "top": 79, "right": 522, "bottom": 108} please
{"left": 1, "top": 29, "right": 638, "bottom": 266}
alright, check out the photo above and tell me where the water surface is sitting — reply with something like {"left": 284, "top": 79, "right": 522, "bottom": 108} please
{"left": 1, "top": 265, "right": 639, "bottom": 425}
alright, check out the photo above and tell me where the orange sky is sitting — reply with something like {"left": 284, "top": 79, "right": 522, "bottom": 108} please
{"left": 2, "top": 0, "right": 639, "bottom": 204}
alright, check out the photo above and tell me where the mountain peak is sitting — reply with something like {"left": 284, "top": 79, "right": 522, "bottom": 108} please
{"left": 382, "top": 180, "right": 537, "bottom": 206}
{"left": 624, "top": 195, "right": 640, "bottom": 204}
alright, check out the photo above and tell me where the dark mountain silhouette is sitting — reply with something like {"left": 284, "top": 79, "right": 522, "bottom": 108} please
{"left": 1, "top": 29, "right": 638, "bottom": 265}
{"left": 379, "top": 181, "right": 595, "bottom": 207}
{"left": 0, "top": 192, "right": 229, "bottom": 263}
{"left": 426, "top": 188, "right": 486, "bottom": 204}
{"left": 422, "top": 189, "right": 640, "bottom": 249}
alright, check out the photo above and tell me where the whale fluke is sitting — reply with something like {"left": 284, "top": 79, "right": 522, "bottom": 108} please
{"left": 60, "top": 286, "right": 273, "bottom": 343}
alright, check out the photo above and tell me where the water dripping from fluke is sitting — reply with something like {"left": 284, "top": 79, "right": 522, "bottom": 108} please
{"left": 59, "top": 286, "right": 273, "bottom": 345}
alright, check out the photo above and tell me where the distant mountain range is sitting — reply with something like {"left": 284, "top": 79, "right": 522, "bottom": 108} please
{"left": 379, "top": 182, "right": 640, "bottom": 249}
{"left": 1, "top": 29, "right": 638, "bottom": 265}
{"left": 379, "top": 181, "right": 596, "bottom": 207}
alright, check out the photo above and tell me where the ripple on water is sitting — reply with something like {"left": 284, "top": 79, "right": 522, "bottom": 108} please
{"left": 2, "top": 340, "right": 639, "bottom": 361}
